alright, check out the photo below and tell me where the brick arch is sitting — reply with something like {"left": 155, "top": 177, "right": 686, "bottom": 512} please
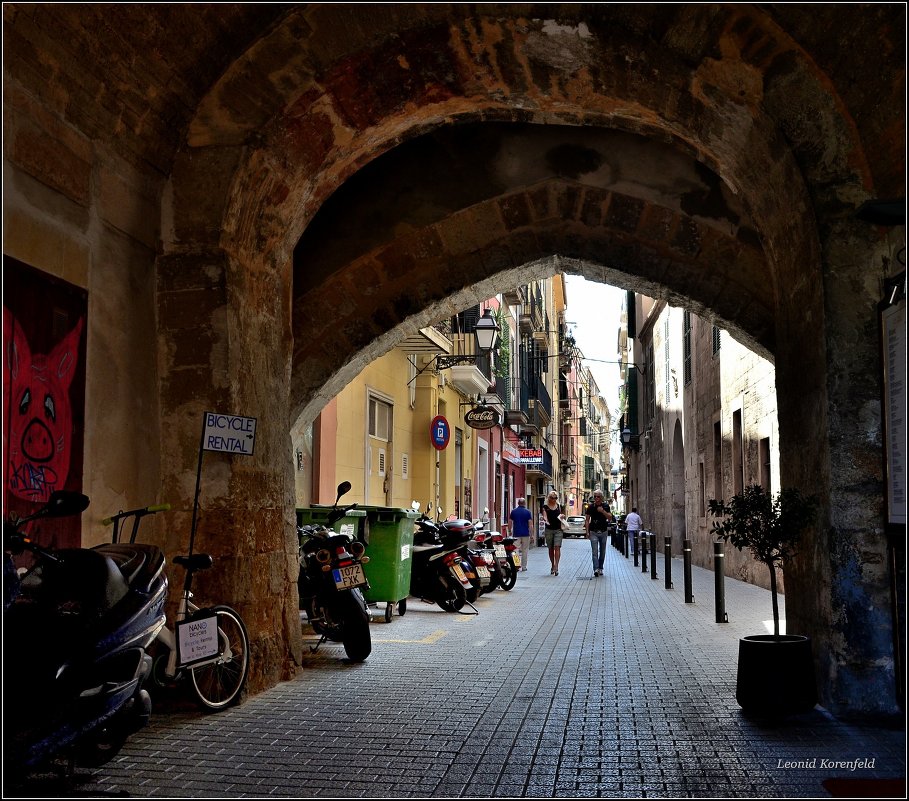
{"left": 158, "top": 6, "right": 899, "bottom": 715}
{"left": 290, "top": 180, "right": 774, "bottom": 424}
{"left": 167, "top": 8, "right": 833, "bottom": 489}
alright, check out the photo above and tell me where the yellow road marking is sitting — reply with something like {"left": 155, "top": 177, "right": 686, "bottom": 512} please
{"left": 372, "top": 628, "right": 448, "bottom": 644}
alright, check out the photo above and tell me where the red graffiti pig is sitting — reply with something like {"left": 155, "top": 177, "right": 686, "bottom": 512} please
{"left": 4, "top": 307, "right": 84, "bottom": 503}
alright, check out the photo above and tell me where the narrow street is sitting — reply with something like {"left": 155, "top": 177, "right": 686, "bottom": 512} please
{"left": 15, "top": 539, "right": 904, "bottom": 799}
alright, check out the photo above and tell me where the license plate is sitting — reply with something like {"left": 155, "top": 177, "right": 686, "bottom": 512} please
{"left": 333, "top": 563, "right": 366, "bottom": 589}
{"left": 512, "top": 551, "right": 521, "bottom": 566}
{"left": 476, "top": 566, "right": 490, "bottom": 579}
{"left": 494, "top": 544, "right": 506, "bottom": 558}
{"left": 452, "top": 564, "right": 467, "bottom": 583}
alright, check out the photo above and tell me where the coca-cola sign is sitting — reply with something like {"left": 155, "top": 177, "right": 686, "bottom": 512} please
{"left": 465, "top": 406, "right": 499, "bottom": 430}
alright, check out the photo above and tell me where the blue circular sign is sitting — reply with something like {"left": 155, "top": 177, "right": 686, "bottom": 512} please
{"left": 430, "top": 415, "right": 450, "bottom": 450}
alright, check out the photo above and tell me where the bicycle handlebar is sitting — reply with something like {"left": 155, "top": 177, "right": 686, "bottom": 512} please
{"left": 102, "top": 503, "right": 171, "bottom": 527}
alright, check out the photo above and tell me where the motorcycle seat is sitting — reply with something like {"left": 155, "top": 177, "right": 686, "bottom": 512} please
{"left": 97, "top": 544, "right": 166, "bottom": 594}
{"left": 18, "top": 548, "right": 129, "bottom": 617}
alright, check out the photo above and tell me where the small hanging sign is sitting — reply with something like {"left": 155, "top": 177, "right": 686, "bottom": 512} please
{"left": 465, "top": 406, "right": 499, "bottom": 430}
{"left": 176, "top": 612, "right": 219, "bottom": 667}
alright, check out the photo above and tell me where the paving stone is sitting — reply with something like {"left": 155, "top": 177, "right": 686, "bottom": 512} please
{"left": 7, "top": 540, "right": 903, "bottom": 798}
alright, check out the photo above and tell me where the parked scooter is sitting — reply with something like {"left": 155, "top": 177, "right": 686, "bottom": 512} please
{"left": 471, "top": 523, "right": 519, "bottom": 591}
{"left": 4, "top": 490, "right": 168, "bottom": 779}
{"left": 467, "top": 520, "right": 500, "bottom": 595}
{"left": 410, "top": 504, "right": 476, "bottom": 612}
{"left": 495, "top": 531, "right": 521, "bottom": 590}
{"left": 297, "top": 481, "right": 371, "bottom": 662}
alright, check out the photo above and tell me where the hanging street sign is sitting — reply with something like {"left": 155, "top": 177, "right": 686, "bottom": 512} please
{"left": 430, "top": 415, "right": 450, "bottom": 450}
{"left": 202, "top": 412, "right": 257, "bottom": 456}
{"left": 465, "top": 406, "right": 499, "bottom": 430}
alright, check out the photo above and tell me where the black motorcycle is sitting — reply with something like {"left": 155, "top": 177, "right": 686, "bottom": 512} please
{"left": 297, "top": 481, "right": 371, "bottom": 662}
{"left": 4, "top": 490, "right": 168, "bottom": 780}
{"left": 410, "top": 507, "right": 476, "bottom": 612}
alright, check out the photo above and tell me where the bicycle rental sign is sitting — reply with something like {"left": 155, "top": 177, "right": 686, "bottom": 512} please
{"left": 180, "top": 411, "right": 258, "bottom": 666}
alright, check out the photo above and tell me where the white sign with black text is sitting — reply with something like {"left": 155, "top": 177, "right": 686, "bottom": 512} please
{"left": 202, "top": 412, "right": 257, "bottom": 456}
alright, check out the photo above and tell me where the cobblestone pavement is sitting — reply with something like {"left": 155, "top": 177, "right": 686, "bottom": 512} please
{"left": 7, "top": 538, "right": 905, "bottom": 798}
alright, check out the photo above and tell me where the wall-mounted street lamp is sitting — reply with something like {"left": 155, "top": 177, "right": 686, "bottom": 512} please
{"left": 621, "top": 426, "right": 641, "bottom": 452}
{"left": 435, "top": 308, "right": 501, "bottom": 370}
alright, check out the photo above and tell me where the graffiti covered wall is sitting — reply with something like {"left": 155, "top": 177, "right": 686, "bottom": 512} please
{"left": 3, "top": 257, "right": 87, "bottom": 547}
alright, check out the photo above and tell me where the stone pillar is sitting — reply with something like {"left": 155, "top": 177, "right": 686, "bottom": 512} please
{"left": 779, "top": 222, "right": 898, "bottom": 719}
{"left": 157, "top": 249, "right": 301, "bottom": 694}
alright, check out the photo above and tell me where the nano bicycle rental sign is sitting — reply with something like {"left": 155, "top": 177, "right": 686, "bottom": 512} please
{"left": 176, "top": 612, "right": 220, "bottom": 667}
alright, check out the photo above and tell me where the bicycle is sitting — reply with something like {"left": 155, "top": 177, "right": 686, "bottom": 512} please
{"left": 103, "top": 503, "right": 250, "bottom": 711}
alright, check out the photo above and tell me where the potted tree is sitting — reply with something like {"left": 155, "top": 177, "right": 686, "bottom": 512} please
{"left": 708, "top": 484, "right": 819, "bottom": 717}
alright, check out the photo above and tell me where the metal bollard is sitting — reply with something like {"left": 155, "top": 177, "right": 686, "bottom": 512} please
{"left": 622, "top": 528, "right": 628, "bottom": 558}
{"left": 714, "top": 541, "right": 728, "bottom": 622}
{"left": 650, "top": 533, "right": 658, "bottom": 579}
{"left": 664, "top": 536, "right": 673, "bottom": 589}
{"left": 633, "top": 530, "right": 639, "bottom": 566}
{"left": 683, "top": 538, "right": 694, "bottom": 603}
{"left": 641, "top": 531, "right": 648, "bottom": 573}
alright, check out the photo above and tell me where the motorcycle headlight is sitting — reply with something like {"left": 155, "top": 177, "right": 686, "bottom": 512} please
{"left": 316, "top": 549, "right": 332, "bottom": 564}
{"left": 350, "top": 541, "right": 365, "bottom": 559}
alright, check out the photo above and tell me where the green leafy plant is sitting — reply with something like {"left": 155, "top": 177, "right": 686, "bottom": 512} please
{"left": 493, "top": 307, "right": 511, "bottom": 380}
{"left": 708, "top": 485, "right": 818, "bottom": 638}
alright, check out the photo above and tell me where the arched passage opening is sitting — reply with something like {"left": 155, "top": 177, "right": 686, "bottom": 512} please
{"left": 157, "top": 7, "right": 899, "bottom": 717}
{"left": 671, "top": 419, "right": 686, "bottom": 550}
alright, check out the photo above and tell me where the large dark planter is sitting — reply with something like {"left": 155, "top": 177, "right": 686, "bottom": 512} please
{"left": 736, "top": 634, "right": 818, "bottom": 717}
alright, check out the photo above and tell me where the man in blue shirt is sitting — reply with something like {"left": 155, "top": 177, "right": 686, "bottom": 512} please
{"left": 509, "top": 497, "right": 533, "bottom": 571}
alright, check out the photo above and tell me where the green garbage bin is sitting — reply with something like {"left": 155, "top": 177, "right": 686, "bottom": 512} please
{"left": 296, "top": 506, "right": 366, "bottom": 539}
{"left": 356, "top": 506, "right": 419, "bottom": 622}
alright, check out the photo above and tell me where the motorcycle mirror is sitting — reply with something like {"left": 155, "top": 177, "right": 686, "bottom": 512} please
{"left": 335, "top": 481, "right": 352, "bottom": 502}
{"left": 32, "top": 490, "right": 90, "bottom": 522}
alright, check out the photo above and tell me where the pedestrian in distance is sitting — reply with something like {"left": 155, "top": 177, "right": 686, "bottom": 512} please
{"left": 541, "top": 491, "right": 567, "bottom": 576}
{"left": 625, "top": 506, "right": 643, "bottom": 552}
{"left": 508, "top": 497, "right": 533, "bottom": 571}
{"left": 585, "top": 490, "right": 614, "bottom": 577}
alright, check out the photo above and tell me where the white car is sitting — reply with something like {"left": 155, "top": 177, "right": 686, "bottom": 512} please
{"left": 563, "top": 515, "right": 587, "bottom": 537}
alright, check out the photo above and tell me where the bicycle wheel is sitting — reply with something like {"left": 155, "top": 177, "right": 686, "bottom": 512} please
{"left": 190, "top": 606, "right": 250, "bottom": 711}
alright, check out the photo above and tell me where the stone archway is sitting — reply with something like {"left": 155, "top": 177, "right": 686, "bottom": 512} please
{"left": 671, "top": 419, "right": 686, "bottom": 550}
{"left": 157, "top": 6, "right": 900, "bottom": 716}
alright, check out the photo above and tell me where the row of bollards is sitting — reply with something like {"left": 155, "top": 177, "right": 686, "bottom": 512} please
{"left": 611, "top": 526, "right": 727, "bottom": 622}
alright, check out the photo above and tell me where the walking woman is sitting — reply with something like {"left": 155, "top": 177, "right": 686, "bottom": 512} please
{"left": 541, "top": 491, "right": 567, "bottom": 575}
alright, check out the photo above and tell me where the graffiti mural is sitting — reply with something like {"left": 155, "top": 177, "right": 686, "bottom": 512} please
{"left": 4, "top": 308, "right": 84, "bottom": 501}
{"left": 3, "top": 257, "right": 87, "bottom": 548}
